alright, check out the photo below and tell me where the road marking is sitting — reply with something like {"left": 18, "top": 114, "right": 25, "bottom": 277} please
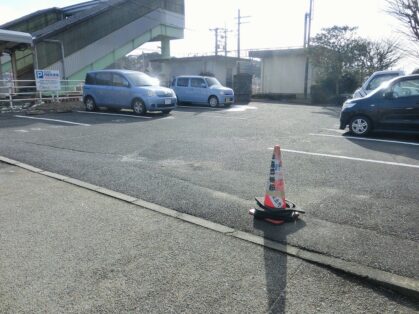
{"left": 267, "top": 147, "right": 419, "bottom": 169}
{"left": 177, "top": 105, "right": 219, "bottom": 110}
{"left": 310, "top": 133, "right": 419, "bottom": 147}
{"left": 322, "top": 128, "right": 346, "bottom": 133}
{"left": 76, "top": 111, "right": 151, "bottom": 119}
{"left": 202, "top": 115, "right": 247, "bottom": 120}
{"left": 14, "top": 115, "right": 91, "bottom": 126}
{"left": 225, "top": 105, "right": 258, "bottom": 112}
{"left": 176, "top": 105, "right": 256, "bottom": 112}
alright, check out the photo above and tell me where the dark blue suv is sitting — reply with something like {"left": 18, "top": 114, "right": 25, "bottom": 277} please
{"left": 340, "top": 75, "right": 419, "bottom": 136}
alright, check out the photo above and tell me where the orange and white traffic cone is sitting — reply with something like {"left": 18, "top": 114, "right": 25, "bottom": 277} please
{"left": 264, "top": 145, "right": 286, "bottom": 209}
{"left": 249, "top": 145, "right": 304, "bottom": 224}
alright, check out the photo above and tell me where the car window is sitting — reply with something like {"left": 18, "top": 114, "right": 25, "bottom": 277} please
{"left": 392, "top": 78, "right": 419, "bottom": 98}
{"left": 205, "top": 77, "right": 221, "bottom": 87}
{"left": 124, "top": 72, "right": 158, "bottom": 86}
{"left": 112, "top": 74, "right": 129, "bottom": 87}
{"left": 367, "top": 74, "right": 399, "bottom": 91}
{"left": 85, "top": 73, "right": 96, "bottom": 85}
{"left": 95, "top": 72, "right": 112, "bottom": 86}
{"left": 177, "top": 78, "right": 189, "bottom": 87}
{"left": 191, "top": 78, "right": 206, "bottom": 88}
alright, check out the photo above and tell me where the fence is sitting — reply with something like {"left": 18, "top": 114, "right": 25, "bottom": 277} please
{"left": 0, "top": 79, "right": 84, "bottom": 109}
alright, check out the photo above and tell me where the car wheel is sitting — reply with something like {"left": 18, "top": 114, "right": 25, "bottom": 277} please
{"left": 132, "top": 99, "right": 146, "bottom": 115}
{"left": 208, "top": 96, "right": 219, "bottom": 108}
{"left": 85, "top": 96, "right": 96, "bottom": 111}
{"left": 349, "top": 116, "right": 372, "bottom": 136}
{"left": 162, "top": 109, "right": 171, "bottom": 114}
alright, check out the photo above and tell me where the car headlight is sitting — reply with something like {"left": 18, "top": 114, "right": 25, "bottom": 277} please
{"left": 219, "top": 91, "right": 225, "bottom": 95}
{"left": 147, "top": 90, "right": 156, "bottom": 97}
{"left": 343, "top": 102, "right": 356, "bottom": 109}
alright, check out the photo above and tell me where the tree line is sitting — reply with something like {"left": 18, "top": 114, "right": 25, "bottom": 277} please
{"left": 309, "top": 0, "right": 418, "bottom": 103}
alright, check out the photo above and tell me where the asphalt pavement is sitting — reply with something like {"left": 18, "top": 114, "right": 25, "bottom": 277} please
{"left": 0, "top": 102, "right": 418, "bottom": 283}
{"left": 1, "top": 162, "right": 418, "bottom": 313}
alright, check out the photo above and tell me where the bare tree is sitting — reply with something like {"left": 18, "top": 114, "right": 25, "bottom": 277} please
{"left": 310, "top": 26, "right": 401, "bottom": 95}
{"left": 386, "top": 0, "right": 419, "bottom": 57}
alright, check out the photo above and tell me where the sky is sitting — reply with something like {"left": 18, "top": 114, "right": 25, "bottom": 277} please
{"left": 0, "top": 0, "right": 417, "bottom": 72}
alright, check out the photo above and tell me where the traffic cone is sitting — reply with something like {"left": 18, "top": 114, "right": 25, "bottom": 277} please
{"left": 249, "top": 145, "right": 305, "bottom": 224}
{"left": 264, "top": 145, "right": 286, "bottom": 209}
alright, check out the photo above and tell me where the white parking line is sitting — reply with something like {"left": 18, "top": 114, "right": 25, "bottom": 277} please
{"left": 177, "top": 105, "right": 219, "bottom": 110}
{"left": 14, "top": 115, "right": 91, "bottom": 126}
{"left": 322, "top": 128, "right": 346, "bottom": 133}
{"left": 310, "top": 133, "right": 419, "bottom": 147}
{"left": 267, "top": 147, "right": 419, "bottom": 169}
{"left": 224, "top": 105, "right": 258, "bottom": 112}
{"left": 76, "top": 111, "right": 151, "bottom": 119}
{"left": 201, "top": 115, "right": 248, "bottom": 120}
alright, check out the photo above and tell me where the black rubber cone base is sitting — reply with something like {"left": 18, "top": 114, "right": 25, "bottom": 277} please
{"left": 250, "top": 206, "right": 299, "bottom": 223}
{"left": 249, "top": 208, "right": 286, "bottom": 225}
{"left": 255, "top": 197, "right": 306, "bottom": 214}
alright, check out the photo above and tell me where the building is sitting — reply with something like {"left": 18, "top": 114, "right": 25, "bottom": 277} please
{"left": 149, "top": 55, "right": 258, "bottom": 87}
{"left": 249, "top": 48, "right": 315, "bottom": 98}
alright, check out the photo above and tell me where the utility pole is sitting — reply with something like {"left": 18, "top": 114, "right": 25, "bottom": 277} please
{"left": 235, "top": 9, "right": 250, "bottom": 72}
{"left": 303, "top": 0, "right": 314, "bottom": 99}
{"left": 223, "top": 27, "right": 231, "bottom": 57}
{"left": 210, "top": 27, "right": 231, "bottom": 57}
{"left": 209, "top": 28, "right": 220, "bottom": 56}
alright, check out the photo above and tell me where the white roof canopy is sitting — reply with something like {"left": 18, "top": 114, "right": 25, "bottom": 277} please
{"left": 0, "top": 29, "right": 33, "bottom": 52}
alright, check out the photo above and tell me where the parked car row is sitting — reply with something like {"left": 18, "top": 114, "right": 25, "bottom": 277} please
{"left": 82, "top": 70, "right": 235, "bottom": 115}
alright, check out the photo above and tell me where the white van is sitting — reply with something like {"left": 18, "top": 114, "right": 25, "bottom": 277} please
{"left": 171, "top": 76, "right": 234, "bottom": 107}
{"left": 352, "top": 70, "right": 404, "bottom": 99}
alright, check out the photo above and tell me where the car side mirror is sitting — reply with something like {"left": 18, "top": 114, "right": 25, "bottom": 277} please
{"left": 201, "top": 83, "right": 207, "bottom": 88}
{"left": 384, "top": 91, "right": 394, "bottom": 99}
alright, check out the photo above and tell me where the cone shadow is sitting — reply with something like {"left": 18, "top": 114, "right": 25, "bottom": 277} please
{"left": 253, "top": 218, "right": 306, "bottom": 312}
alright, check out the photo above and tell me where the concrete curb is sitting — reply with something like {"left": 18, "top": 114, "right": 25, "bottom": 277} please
{"left": 1, "top": 155, "right": 418, "bottom": 300}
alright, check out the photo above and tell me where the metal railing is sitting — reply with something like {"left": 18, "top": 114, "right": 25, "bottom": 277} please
{"left": 0, "top": 79, "right": 84, "bottom": 109}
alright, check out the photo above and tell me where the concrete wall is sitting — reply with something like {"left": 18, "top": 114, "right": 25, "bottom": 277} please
{"left": 260, "top": 53, "right": 314, "bottom": 97}
{"left": 151, "top": 57, "right": 239, "bottom": 87}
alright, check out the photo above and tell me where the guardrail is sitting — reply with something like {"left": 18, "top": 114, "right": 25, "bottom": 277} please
{"left": 0, "top": 79, "right": 84, "bottom": 109}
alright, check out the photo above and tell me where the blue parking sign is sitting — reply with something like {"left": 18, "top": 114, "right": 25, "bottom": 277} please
{"left": 36, "top": 71, "right": 44, "bottom": 79}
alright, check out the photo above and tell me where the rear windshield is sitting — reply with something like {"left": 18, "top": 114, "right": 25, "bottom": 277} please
{"left": 125, "top": 72, "right": 159, "bottom": 86}
{"left": 367, "top": 74, "right": 399, "bottom": 90}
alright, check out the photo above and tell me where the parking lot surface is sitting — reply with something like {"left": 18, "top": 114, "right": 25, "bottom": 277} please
{"left": 0, "top": 102, "right": 418, "bottom": 279}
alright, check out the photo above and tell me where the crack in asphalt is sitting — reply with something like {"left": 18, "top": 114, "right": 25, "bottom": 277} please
{"left": 20, "top": 141, "right": 122, "bottom": 157}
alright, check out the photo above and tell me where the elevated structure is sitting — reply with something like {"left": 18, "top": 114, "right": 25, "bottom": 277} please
{"left": 0, "top": 0, "right": 184, "bottom": 81}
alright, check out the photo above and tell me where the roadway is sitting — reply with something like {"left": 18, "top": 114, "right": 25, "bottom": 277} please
{"left": 0, "top": 102, "right": 418, "bottom": 279}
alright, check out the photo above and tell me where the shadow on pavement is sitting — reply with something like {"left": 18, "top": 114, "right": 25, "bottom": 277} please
{"left": 0, "top": 109, "right": 173, "bottom": 130}
{"left": 253, "top": 218, "right": 306, "bottom": 312}
{"left": 343, "top": 131, "right": 419, "bottom": 161}
{"left": 309, "top": 106, "right": 341, "bottom": 118}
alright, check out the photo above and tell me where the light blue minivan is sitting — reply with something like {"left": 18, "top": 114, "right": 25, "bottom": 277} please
{"left": 170, "top": 75, "right": 234, "bottom": 107}
{"left": 83, "top": 70, "right": 177, "bottom": 115}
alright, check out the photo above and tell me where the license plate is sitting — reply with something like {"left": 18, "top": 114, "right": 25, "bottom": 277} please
{"left": 165, "top": 98, "right": 171, "bottom": 105}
